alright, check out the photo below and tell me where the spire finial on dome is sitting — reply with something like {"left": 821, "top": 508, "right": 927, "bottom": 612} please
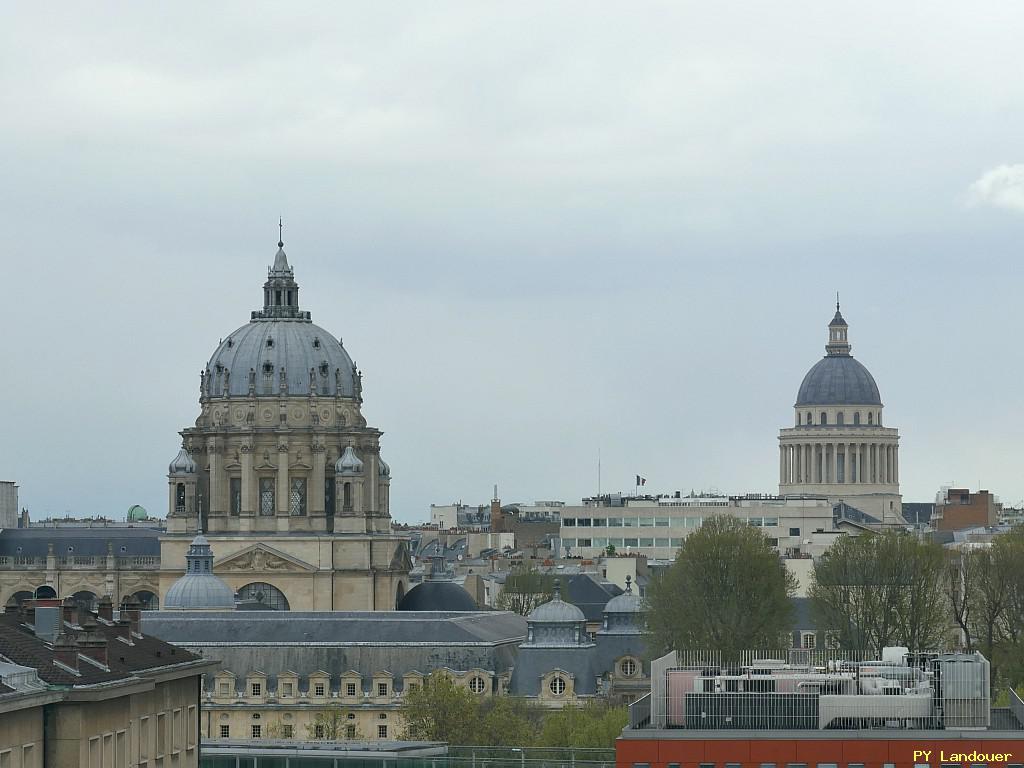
{"left": 836, "top": 291, "right": 840, "bottom": 313}
{"left": 278, "top": 216, "right": 284, "bottom": 248}
{"left": 625, "top": 574, "right": 633, "bottom": 594}
{"left": 553, "top": 578, "right": 561, "bottom": 600}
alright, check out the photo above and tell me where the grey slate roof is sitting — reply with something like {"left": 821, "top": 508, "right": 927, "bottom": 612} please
{"left": 397, "top": 581, "right": 478, "bottom": 611}
{"left": 0, "top": 527, "right": 160, "bottom": 557}
{"left": 207, "top": 318, "right": 356, "bottom": 398}
{"left": 142, "top": 611, "right": 526, "bottom": 645}
{"left": 796, "top": 355, "right": 882, "bottom": 406}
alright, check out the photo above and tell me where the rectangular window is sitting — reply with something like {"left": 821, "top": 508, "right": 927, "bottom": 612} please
{"left": 764, "top": 517, "right": 778, "bottom": 526}
{"left": 577, "top": 518, "right": 592, "bottom": 527}
{"left": 655, "top": 538, "right": 669, "bottom": 547}
{"left": 315, "top": 683, "right": 325, "bottom": 696}
{"left": 624, "top": 538, "right": 638, "bottom": 547}
{"left": 607, "top": 517, "right": 622, "bottom": 527}
{"left": 592, "top": 538, "right": 607, "bottom": 547}
{"left": 562, "top": 538, "right": 575, "bottom": 548}
{"left": 230, "top": 478, "right": 242, "bottom": 515}
{"left": 345, "top": 724, "right": 356, "bottom": 739}
{"left": 577, "top": 538, "right": 592, "bottom": 547}
{"left": 670, "top": 538, "right": 684, "bottom": 546}
{"left": 282, "top": 724, "right": 293, "bottom": 738}
{"left": 655, "top": 517, "right": 670, "bottom": 527}
{"left": 789, "top": 527, "right": 800, "bottom": 537}
{"left": 802, "top": 632, "right": 817, "bottom": 649}
{"left": 23, "top": 745, "right": 35, "bottom": 768}
{"left": 314, "top": 724, "right": 325, "bottom": 738}
{"left": 378, "top": 725, "right": 388, "bottom": 739}
{"left": 260, "top": 478, "right": 275, "bottom": 516}
{"left": 281, "top": 682, "right": 293, "bottom": 697}
{"left": 816, "top": 763, "right": 837, "bottom": 768}
{"left": 347, "top": 682, "right": 357, "bottom": 696}
{"left": 156, "top": 713, "right": 166, "bottom": 756}
{"left": 726, "top": 764, "right": 743, "bottom": 768}
{"left": 607, "top": 538, "right": 623, "bottom": 547}
{"left": 563, "top": 518, "right": 576, "bottom": 527}
{"left": 639, "top": 517, "right": 654, "bottom": 527}
{"left": 407, "top": 682, "right": 418, "bottom": 693}
{"left": 377, "top": 682, "right": 388, "bottom": 696}
{"left": 760, "top": 764, "right": 777, "bottom": 768}
{"left": 639, "top": 538, "right": 653, "bottom": 547}
{"left": 251, "top": 725, "right": 261, "bottom": 739}
{"left": 218, "top": 681, "right": 230, "bottom": 696}
{"left": 290, "top": 477, "right": 307, "bottom": 516}
{"left": 251, "top": 682, "right": 261, "bottom": 697}
{"left": 219, "top": 725, "right": 229, "bottom": 739}
{"left": 140, "top": 717, "right": 149, "bottom": 759}
{"left": 699, "top": 763, "right": 715, "bottom": 768}
{"left": 622, "top": 517, "right": 637, "bottom": 527}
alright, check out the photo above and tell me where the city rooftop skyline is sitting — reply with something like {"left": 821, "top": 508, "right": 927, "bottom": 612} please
{"left": 3, "top": 3, "right": 1023, "bottom": 521}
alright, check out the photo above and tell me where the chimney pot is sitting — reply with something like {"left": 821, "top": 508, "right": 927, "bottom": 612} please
{"left": 115, "top": 618, "right": 133, "bottom": 645}
{"left": 53, "top": 633, "right": 79, "bottom": 672}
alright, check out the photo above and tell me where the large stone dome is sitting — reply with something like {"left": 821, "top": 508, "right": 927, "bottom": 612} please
{"left": 796, "top": 356, "right": 881, "bottom": 406}
{"left": 164, "top": 534, "right": 236, "bottom": 611}
{"left": 201, "top": 240, "right": 359, "bottom": 399}
{"left": 795, "top": 306, "right": 882, "bottom": 407}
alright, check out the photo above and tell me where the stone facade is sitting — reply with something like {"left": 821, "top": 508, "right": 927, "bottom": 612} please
{"left": 161, "top": 237, "right": 410, "bottom": 610}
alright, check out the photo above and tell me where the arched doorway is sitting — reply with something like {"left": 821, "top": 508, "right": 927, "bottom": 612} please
{"left": 236, "top": 582, "right": 290, "bottom": 611}
{"left": 69, "top": 590, "right": 99, "bottom": 612}
{"left": 34, "top": 585, "right": 56, "bottom": 599}
{"left": 132, "top": 590, "right": 160, "bottom": 610}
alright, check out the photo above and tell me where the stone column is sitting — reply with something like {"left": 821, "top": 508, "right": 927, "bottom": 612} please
{"left": 207, "top": 437, "right": 223, "bottom": 521}
{"left": 780, "top": 446, "right": 785, "bottom": 484}
{"left": 240, "top": 441, "right": 254, "bottom": 532}
{"left": 894, "top": 445, "right": 899, "bottom": 483}
{"left": 277, "top": 441, "right": 290, "bottom": 516}
{"left": 311, "top": 441, "right": 326, "bottom": 523}
{"left": 833, "top": 443, "right": 840, "bottom": 485}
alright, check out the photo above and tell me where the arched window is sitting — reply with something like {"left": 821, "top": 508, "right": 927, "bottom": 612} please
{"left": 343, "top": 482, "right": 352, "bottom": 511}
{"left": 837, "top": 412, "right": 844, "bottom": 425}
{"left": 549, "top": 676, "right": 566, "bottom": 696}
{"left": 395, "top": 582, "right": 406, "bottom": 609}
{"left": 132, "top": 590, "right": 160, "bottom": 610}
{"left": 877, "top": 412, "right": 882, "bottom": 425}
{"left": 236, "top": 582, "right": 290, "bottom": 611}
{"left": 820, "top": 412, "right": 827, "bottom": 425}
{"left": 69, "top": 591, "right": 98, "bottom": 612}
{"left": 806, "top": 412, "right": 812, "bottom": 425}
{"left": 34, "top": 585, "right": 56, "bottom": 599}
{"left": 868, "top": 412, "right": 873, "bottom": 425}
{"left": 176, "top": 483, "right": 185, "bottom": 513}
{"left": 10, "top": 591, "right": 33, "bottom": 606}
{"left": 854, "top": 412, "right": 860, "bottom": 425}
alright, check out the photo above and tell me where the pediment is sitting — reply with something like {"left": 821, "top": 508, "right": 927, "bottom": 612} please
{"left": 215, "top": 543, "right": 317, "bottom": 573}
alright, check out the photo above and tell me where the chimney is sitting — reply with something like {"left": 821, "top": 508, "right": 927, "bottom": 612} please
{"left": 119, "top": 596, "right": 142, "bottom": 636}
{"left": 115, "top": 618, "right": 133, "bottom": 645}
{"left": 62, "top": 598, "right": 78, "bottom": 627}
{"left": 77, "top": 617, "right": 108, "bottom": 667}
{"left": 490, "top": 484, "right": 502, "bottom": 533}
{"left": 97, "top": 595, "right": 114, "bottom": 622}
{"left": 53, "top": 633, "right": 79, "bottom": 672}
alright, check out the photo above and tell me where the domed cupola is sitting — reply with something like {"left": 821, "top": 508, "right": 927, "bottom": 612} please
{"left": 201, "top": 231, "right": 361, "bottom": 399}
{"left": 168, "top": 445, "right": 197, "bottom": 475}
{"left": 164, "top": 532, "right": 236, "bottom": 611}
{"left": 523, "top": 580, "right": 592, "bottom": 647}
{"left": 397, "top": 556, "right": 477, "bottom": 611}
{"left": 600, "top": 575, "right": 645, "bottom": 635}
{"left": 795, "top": 302, "right": 882, "bottom": 407}
{"left": 335, "top": 445, "right": 364, "bottom": 475}
{"left": 378, "top": 456, "right": 391, "bottom": 478}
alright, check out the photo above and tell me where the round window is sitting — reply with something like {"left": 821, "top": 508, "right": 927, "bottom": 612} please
{"left": 620, "top": 659, "right": 637, "bottom": 677}
{"left": 469, "top": 676, "right": 486, "bottom": 694}
{"left": 549, "top": 676, "right": 566, "bottom": 696}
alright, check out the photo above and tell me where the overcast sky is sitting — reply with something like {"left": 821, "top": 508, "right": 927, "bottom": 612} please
{"left": 2, "top": 3, "right": 1023, "bottom": 523}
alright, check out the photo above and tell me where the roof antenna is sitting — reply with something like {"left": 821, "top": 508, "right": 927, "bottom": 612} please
{"left": 278, "top": 217, "right": 284, "bottom": 248}
{"left": 836, "top": 291, "right": 840, "bottom": 312}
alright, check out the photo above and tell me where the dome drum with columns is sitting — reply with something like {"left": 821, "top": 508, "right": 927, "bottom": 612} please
{"left": 161, "top": 233, "right": 410, "bottom": 611}
{"left": 778, "top": 305, "right": 904, "bottom": 525}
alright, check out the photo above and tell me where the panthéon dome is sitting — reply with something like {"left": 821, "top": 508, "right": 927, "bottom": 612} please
{"left": 795, "top": 305, "right": 881, "bottom": 407}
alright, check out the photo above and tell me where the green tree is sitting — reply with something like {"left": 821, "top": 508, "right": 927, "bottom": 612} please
{"left": 495, "top": 565, "right": 556, "bottom": 616}
{"left": 304, "top": 707, "right": 362, "bottom": 740}
{"left": 401, "top": 673, "right": 478, "bottom": 743}
{"left": 645, "top": 515, "right": 797, "bottom": 659}
{"left": 477, "top": 697, "right": 543, "bottom": 746}
{"left": 810, "top": 531, "right": 948, "bottom": 654}
{"left": 535, "top": 702, "right": 628, "bottom": 749}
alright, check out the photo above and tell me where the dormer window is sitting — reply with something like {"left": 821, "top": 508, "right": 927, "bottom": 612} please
{"left": 226, "top": 338, "right": 233, "bottom": 348}
{"left": 263, "top": 362, "right": 274, "bottom": 375}
{"left": 266, "top": 337, "right": 274, "bottom": 349}
{"left": 320, "top": 362, "right": 329, "bottom": 377}
{"left": 313, "top": 338, "right": 321, "bottom": 349}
